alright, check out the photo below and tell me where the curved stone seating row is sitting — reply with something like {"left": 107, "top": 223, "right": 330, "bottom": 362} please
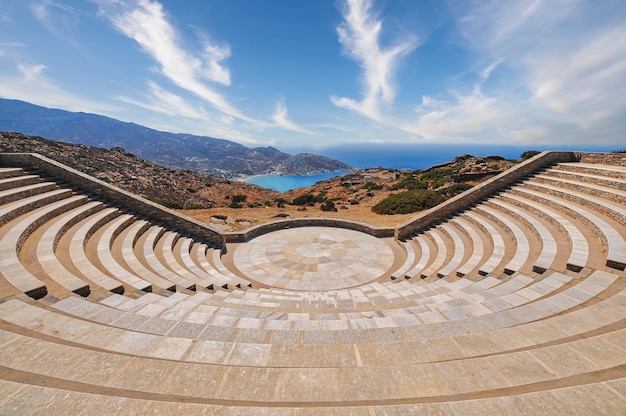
{"left": 0, "top": 168, "right": 257, "bottom": 300}
{"left": 450, "top": 217, "right": 485, "bottom": 277}
{"left": 488, "top": 198, "right": 558, "bottom": 273}
{"left": 435, "top": 223, "right": 466, "bottom": 277}
{"left": 95, "top": 214, "right": 153, "bottom": 292}
{"left": 473, "top": 205, "right": 532, "bottom": 275}
{"left": 67, "top": 207, "right": 126, "bottom": 294}
{"left": 1, "top": 158, "right": 625, "bottom": 413}
{"left": 512, "top": 185, "right": 626, "bottom": 270}
{"left": 0, "top": 193, "right": 87, "bottom": 299}
{"left": 1, "top": 377, "right": 623, "bottom": 415}
{"left": 390, "top": 240, "right": 417, "bottom": 279}
{"left": 526, "top": 179, "right": 626, "bottom": 224}
{"left": 390, "top": 160, "right": 624, "bottom": 282}
{"left": 34, "top": 201, "right": 104, "bottom": 296}
{"left": 118, "top": 221, "right": 179, "bottom": 292}
{"left": 500, "top": 193, "right": 589, "bottom": 272}
{"left": 536, "top": 172, "right": 626, "bottom": 204}
{"left": 0, "top": 173, "right": 40, "bottom": 191}
{"left": 45, "top": 268, "right": 614, "bottom": 345}
{"left": 0, "top": 273, "right": 617, "bottom": 368}
{"left": 211, "top": 248, "right": 254, "bottom": 288}
{"left": 546, "top": 165, "right": 626, "bottom": 190}
{"left": 0, "top": 286, "right": 623, "bottom": 405}
{"left": 404, "top": 235, "right": 432, "bottom": 279}
{"left": 0, "top": 181, "right": 58, "bottom": 206}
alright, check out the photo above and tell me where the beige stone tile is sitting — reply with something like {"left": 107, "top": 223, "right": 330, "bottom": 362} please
{"left": 185, "top": 339, "right": 233, "bottom": 364}
{"left": 217, "top": 367, "right": 280, "bottom": 402}
{"left": 487, "top": 351, "right": 555, "bottom": 386}
{"left": 106, "top": 357, "right": 176, "bottom": 392}
{"left": 227, "top": 343, "right": 272, "bottom": 366}
{"left": 142, "top": 336, "right": 194, "bottom": 360}
{"left": 276, "top": 367, "right": 338, "bottom": 402}
{"left": 161, "top": 362, "right": 227, "bottom": 398}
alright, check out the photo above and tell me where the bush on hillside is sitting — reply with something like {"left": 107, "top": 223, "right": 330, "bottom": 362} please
{"left": 521, "top": 150, "right": 541, "bottom": 160}
{"left": 151, "top": 198, "right": 183, "bottom": 210}
{"left": 372, "top": 189, "right": 445, "bottom": 215}
{"left": 291, "top": 192, "right": 327, "bottom": 206}
{"left": 229, "top": 194, "right": 247, "bottom": 208}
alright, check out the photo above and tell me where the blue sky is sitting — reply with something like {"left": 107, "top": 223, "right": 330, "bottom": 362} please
{"left": 1, "top": 0, "right": 625, "bottom": 150}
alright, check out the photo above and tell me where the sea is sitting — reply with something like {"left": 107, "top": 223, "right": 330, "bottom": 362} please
{"left": 245, "top": 143, "right": 616, "bottom": 192}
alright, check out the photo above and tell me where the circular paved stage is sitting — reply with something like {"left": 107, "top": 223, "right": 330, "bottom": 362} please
{"left": 232, "top": 226, "right": 395, "bottom": 291}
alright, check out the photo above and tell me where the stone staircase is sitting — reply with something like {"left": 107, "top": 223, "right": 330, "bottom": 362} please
{"left": 0, "top": 154, "right": 624, "bottom": 414}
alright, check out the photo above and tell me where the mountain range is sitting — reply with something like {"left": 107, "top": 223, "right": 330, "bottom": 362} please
{"left": 0, "top": 99, "right": 351, "bottom": 177}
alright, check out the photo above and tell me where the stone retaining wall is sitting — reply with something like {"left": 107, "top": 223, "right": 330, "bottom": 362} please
{"left": 0, "top": 153, "right": 225, "bottom": 247}
{"left": 395, "top": 151, "right": 578, "bottom": 240}
{"left": 577, "top": 152, "right": 626, "bottom": 166}
{"left": 226, "top": 217, "right": 394, "bottom": 242}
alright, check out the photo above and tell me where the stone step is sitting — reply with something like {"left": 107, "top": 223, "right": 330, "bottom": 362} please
{"left": 118, "top": 220, "right": 178, "bottom": 292}
{"left": 95, "top": 215, "right": 152, "bottom": 292}
{"left": 0, "top": 167, "right": 25, "bottom": 179}
{"left": 473, "top": 206, "right": 531, "bottom": 275}
{"left": 514, "top": 185, "right": 626, "bottom": 270}
{"left": 556, "top": 162, "right": 626, "bottom": 179}
{"left": 489, "top": 198, "right": 559, "bottom": 274}
{"left": 500, "top": 193, "right": 589, "bottom": 272}
{"left": 0, "top": 194, "right": 87, "bottom": 299}
{"left": 67, "top": 207, "right": 125, "bottom": 294}
{"left": 0, "top": 174, "right": 40, "bottom": 191}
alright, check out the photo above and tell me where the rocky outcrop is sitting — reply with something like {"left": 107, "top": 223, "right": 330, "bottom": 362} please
{"left": 0, "top": 132, "right": 279, "bottom": 209}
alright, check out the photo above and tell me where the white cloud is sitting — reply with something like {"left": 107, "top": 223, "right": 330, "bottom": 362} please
{"left": 330, "top": 0, "right": 418, "bottom": 120}
{"left": 527, "top": 24, "right": 626, "bottom": 129}
{"left": 30, "top": 1, "right": 84, "bottom": 50}
{"left": 401, "top": 0, "right": 626, "bottom": 145}
{"left": 271, "top": 98, "right": 317, "bottom": 135}
{"left": 0, "top": 62, "right": 117, "bottom": 113}
{"left": 96, "top": 0, "right": 256, "bottom": 123}
{"left": 117, "top": 81, "right": 210, "bottom": 120}
{"left": 406, "top": 86, "right": 513, "bottom": 142}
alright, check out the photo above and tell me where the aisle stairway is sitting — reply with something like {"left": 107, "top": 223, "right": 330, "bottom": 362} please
{"left": 0, "top": 154, "right": 624, "bottom": 414}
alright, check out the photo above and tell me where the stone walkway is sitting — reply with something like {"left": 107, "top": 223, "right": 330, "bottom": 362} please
{"left": 232, "top": 227, "right": 394, "bottom": 290}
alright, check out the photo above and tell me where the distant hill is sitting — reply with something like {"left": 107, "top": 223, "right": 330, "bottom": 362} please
{"left": 0, "top": 132, "right": 280, "bottom": 209}
{"left": 0, "top": 98, "right": 351, "bottom": 177}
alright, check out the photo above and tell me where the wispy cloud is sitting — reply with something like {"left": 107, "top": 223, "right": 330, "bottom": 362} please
{"left": 30, "top": 1, "right": 84, "bottom": 50}
{"left": 0, "top": 62, "right": 117, "bottom": 113}
{"left": 95, "top": 0, "right": 256, "bottom": 123}
{"left": 117, "top": 81, "right": 210, "bottom": 120}
{"left": 402, "top": 0, "right": 626, "bottom": 145}
{"left": 330, "top": 0, "right": 418, "bottom": 120}
{"left": 271, "top": 98, "right": 317, "bottom": 135}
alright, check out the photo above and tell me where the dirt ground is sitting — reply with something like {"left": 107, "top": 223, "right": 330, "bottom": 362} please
{"left": 179, "top": 203, "right": 420, "bottom": 232}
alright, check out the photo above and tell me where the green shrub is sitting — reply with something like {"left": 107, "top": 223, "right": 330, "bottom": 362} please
{"left": 151, "top": 198, "right": 183, "bottom": 210}
{"left": 320, "top": 201, "right": 337, "bottom": 212}
{"left": 229, "top": 194, "right": 247, "bottom": 208}
{"left": 372, "top": 189, "right": 445, "bottom": 215}
{"left": 291, "top": 193, "right": 326, "bottom": 206}
{"left": 521, "top": 150, "right": 541, "bottom": 160}
{"left": 362, "top": 182, "right": 383, "bottom": 191}
{"left": 436, "top": 183, "right": 473, "bottom": 197}
{"left": 390, "top": 176, "right": 427, "bottom": 191}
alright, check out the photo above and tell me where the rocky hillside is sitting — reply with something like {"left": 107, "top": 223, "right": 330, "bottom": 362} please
{"left": 0, "top": 132, "right": 520, "bottom": 227}
{"left": 282, "top": 154, "right": 518, "bottom": 213}
{"left": 0, "top": 99, "right": 352, "bottom": 177}
{"left": 0, "top": 132, "right": 280, "bottom": 209}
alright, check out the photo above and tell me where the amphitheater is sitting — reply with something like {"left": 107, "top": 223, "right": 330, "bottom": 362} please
{"left": 0, "top": 150, "right": 624, "bottom": 414}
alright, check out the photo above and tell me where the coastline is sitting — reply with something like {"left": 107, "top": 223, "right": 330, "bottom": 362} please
{"left": 240, "top": 170, "right": 352, "bottom": 192}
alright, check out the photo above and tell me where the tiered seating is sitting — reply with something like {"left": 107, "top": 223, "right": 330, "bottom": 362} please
{"left": 0, "top": 155, "right": 624, "bottom": 414}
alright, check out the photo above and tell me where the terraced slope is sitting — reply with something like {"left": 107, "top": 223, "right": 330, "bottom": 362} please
{"left": 0, "top": 152, "right": 624, "bottom": 415}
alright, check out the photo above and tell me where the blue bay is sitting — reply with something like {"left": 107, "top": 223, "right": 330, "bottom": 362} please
{"left": 245, "top": 170, "right": 352, "bottom": 192}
